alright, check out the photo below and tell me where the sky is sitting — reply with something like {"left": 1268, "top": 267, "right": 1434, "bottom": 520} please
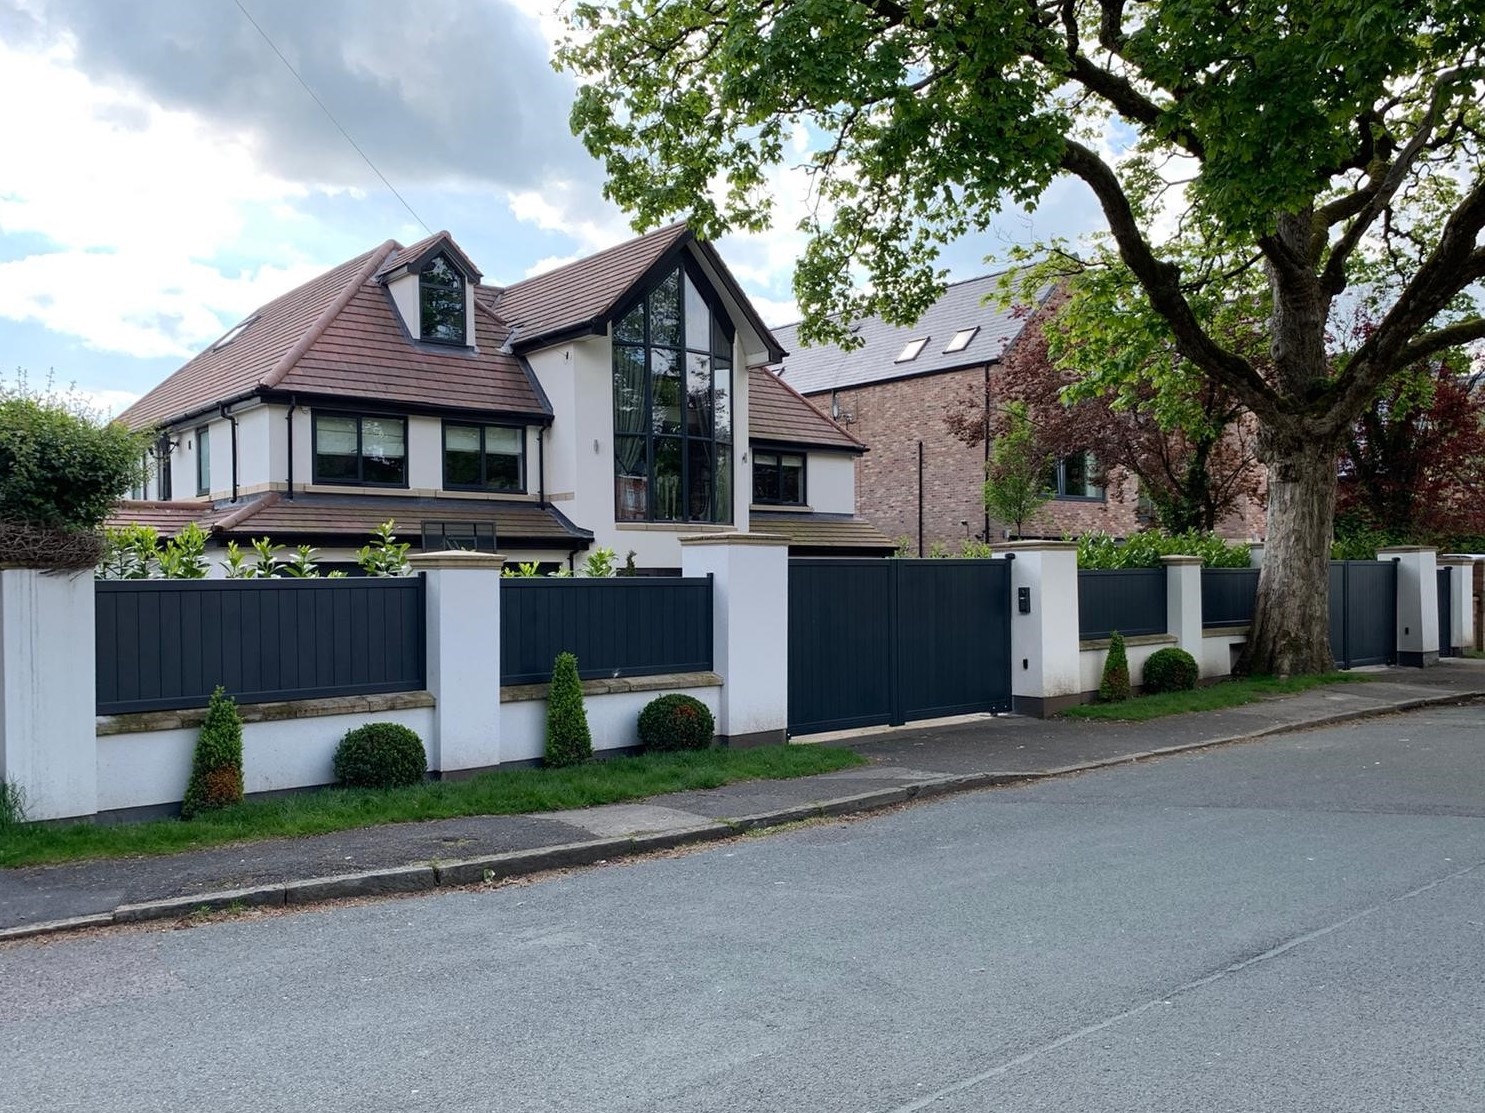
{"left": 0, "top": 0, "right": 1107, "bottom": 415}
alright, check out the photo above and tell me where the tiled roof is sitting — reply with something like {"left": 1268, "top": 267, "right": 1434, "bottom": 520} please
{"left": 747, "top": 367, "right": 864, "bottom": 452}
{"left": 119, "top": 238, "right": 548, "bottom": 429}
{"left": 495, "top": 222, "right": 692, "bottom": 348}
{"left": 212, "top": 493, "right": 591, "bottom": 546}
{"left": 771, "top": 274, "right": 1042, "bottom": 396}
{"left": 750, "top": 511, "right": 896, "bottom": 553}
{"left": 104, "top": 500, "right": 228, "bottom": 537}
{"left": 373, "top": 230, "right": 482, "bottom": 281}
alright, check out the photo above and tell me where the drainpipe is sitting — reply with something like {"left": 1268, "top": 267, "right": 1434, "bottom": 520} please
{"left": 285, "top": 396, "right": 298, "bottom": 500}
{"left": 917, "top": 440, "right": 925, "bottom": 557}
{"left": 983, "top": 363, "right": 991, "bottom": 542}
{"left": 218, "top": 402, "right": 239, "bottom": 502}
{"left": 538, "top": 426, "right": 546, "bottom": 504}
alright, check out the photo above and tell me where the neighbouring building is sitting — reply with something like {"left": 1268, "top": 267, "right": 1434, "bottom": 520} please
{"left": 112, "top": 223, "right": 892, "bottom": 571}
{"left": 773, "top": 274, "right": 1263, "bottom": 552}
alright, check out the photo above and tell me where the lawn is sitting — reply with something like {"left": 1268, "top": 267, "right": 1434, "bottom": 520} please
{"left": 0, "top": 744, "right": 865, "bottom": 869}
{"left": 1060, "top": 672, "right": 1372, "bottom": 722}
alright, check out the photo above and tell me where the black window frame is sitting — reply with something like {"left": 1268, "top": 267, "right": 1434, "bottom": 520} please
{"left": 751, "top": 449, "right": 807, "bottom": 506}
{"left": 195, "top": 425, "right": 211, "bottom": 496}
{"left": 1050, "top": 452, "right": 1105, "bottom": 502}
{"left": 421, "top": 520, "right": 497, "bottom": 553}
{"left": 611, "top": 255, "right": 737, "bottom": 526}
{"left": 311, "top": 412, "right": 411, "bottom": 489}
{"left": 441, "top": 421, "right": 527, "bottom": 493}
{"left": 419, "top": 253, "right": 467, "bottom": 346}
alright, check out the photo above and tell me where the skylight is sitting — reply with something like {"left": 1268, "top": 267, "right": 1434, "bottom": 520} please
{"left": 944, "top": 327, "right": 979, "bottom": 353}
{"left": 895, "top": 337, "right": 929, "bottom": 363}
{"left": 213, "top": 316, "right": 257, "bottom": 351}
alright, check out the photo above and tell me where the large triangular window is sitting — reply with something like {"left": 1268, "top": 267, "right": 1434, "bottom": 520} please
{"left": 420, "top": 254, "right": 466, "bottom": 344}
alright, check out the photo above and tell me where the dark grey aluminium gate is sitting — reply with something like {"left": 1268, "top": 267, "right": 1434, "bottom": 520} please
{"left": 1437, "top": 568, "right": 1454, "bottom": 656}
{"left": 1329, "top": 561, "right": 1397, "bottom": 669}
{"left": 787, "top": 558, "right": 1012, "bottom": 736}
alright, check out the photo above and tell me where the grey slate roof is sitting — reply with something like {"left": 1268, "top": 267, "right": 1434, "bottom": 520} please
{"left": 771, "top": 273, "right": 1039, "bottom": 396}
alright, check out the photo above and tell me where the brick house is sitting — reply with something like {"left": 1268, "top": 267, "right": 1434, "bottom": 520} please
{"left": 112, "top": 224, "right": 892, "bottom": 572}
{"left": 772, "top": 274, "right": 1265, "bottom": 553}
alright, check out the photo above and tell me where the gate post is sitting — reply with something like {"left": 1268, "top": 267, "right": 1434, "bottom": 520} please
{"left": 680, "top": 533, "right": 789, "bottom": 747}
{"left": 992, "top": 541, "right": 1081, "bottom": 716}
{"left": 1438, "top": 555, "right": 1476, "bottom": 656}
{"left": 1377, "top": 546, "right": 1439, "bottom": 667}
{"left": 408, "top": 551, "right": 505, "bottom": 775}
{"left": 1162, "top": 555, "right": 1204, "bottom": 661}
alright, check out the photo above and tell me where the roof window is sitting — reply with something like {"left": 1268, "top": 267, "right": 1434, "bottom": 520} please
{"left": 944, "top": 327, "right": 979, "bottom": 353}
{"left": 895, "top": 337, "right": 929, "bottom": 363}
{"left": 213, "top": 315, "right": 258, "bottom": 351}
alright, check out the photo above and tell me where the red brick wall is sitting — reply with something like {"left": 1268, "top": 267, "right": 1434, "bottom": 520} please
{"left": 809, "top": 371, "right": 1266, "bottom": 550}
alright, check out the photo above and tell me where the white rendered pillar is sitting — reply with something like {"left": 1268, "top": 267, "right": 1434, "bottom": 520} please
{"left": 1162, "top": 555, "right": 1204, "bottom": 659}
{"left": 680, "top": 533, "right": 789, "bottom": 747}
{"left": 408, "top": 551, "right": 505, "bottom": 774}
{"left": 0, "top": 568, "right": 99, "bottom": 820}
{"left": 1438, "top": 555, "right": 1476, "bottom": 655}
{"left": 1377, "top": 546, "right": 1439, "bottom": 667}
{"left": 992, "top": 541, "right": 1081, "bottom": 716}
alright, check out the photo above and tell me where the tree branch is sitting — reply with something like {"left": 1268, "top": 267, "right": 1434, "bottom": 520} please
{"left": 1396, "top": 316, "right": 1485, "bottom": 364}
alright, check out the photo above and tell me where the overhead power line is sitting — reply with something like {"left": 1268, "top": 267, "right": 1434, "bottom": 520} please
{"left": 231, "top": 0, "right": 432, "bottom": 235}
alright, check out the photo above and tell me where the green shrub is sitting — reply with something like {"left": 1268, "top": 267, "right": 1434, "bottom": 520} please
{"left": 0, "top": 780, "right": 27, "bottom": 830}
{"left": 545, "top": 652, "right": 593, "bottom": 767}
{"left": 333, "top": 723, "right": 428, "bottom": 789}
{"left": 638, "top": 694, "right": 716, "bottom": 752}
{"left": 1143, "top": 647, "right": 1199, "bottom": 694}
{"left": 1076, "top": 530, "right": 1251, "bottom": 569}
{"left": 1098, "top": 632, "right": 1132, "bottom": 703}
{"left": 181, "top": 687, "right": 244, "bottom": 819}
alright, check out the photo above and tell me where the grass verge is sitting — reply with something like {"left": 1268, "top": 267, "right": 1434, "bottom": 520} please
{"left": 0, "top": 745, "right": 865, "bottom": 869}
{"left": 1060, "top": 672, "right": 1371, "bottom": 722}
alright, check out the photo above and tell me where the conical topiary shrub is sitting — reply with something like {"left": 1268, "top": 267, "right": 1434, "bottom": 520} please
{"left": 181, "top": 686, "right": 244, "bottom": 818}
{"left": 1098, "top": 631, "right": 1132, "bottom": 703}
{"left": 545, "top": 652, "right": 593, "bottom": 767}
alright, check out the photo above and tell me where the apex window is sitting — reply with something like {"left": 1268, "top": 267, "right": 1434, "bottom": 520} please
{"left": 444, "top": 423, "right": 524, "bottom": 492}
{"left": 613, "top": 261, "right": 734, "bottom": 523}
{"left": 752, "top": 450, "right": 805, "bottom": 505}
{"left": 420, "top": 254, "right": 466, "bottom": 344}
{"left": 313, "top": 414, "right": 408, "bottom": 487}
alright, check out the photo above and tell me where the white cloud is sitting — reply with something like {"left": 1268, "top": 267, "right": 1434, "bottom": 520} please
{"left": 523, "top": 254, "right": 582, "bottom": 278}
{"left": 0, "top": 38, "right": 326, "bottom": 358}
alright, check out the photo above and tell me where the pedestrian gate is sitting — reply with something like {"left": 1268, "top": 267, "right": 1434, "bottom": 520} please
{"left": 787, "top": 558, "right": 1013, "bottom": 736}
{"left": 1328, "top": 561, "right": 1398, "bottom": 669}
{"left": 1437, "top": 567, "right": 1454, "bottom": 657}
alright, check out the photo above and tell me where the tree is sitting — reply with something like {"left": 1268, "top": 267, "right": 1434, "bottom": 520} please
{"left": 560, "top": 1, "right": 1485, "bottom": 675}
{"left": 944, "top": 303, "right": 1264, "bottom": 533}
{"left": 982, "top": 402, "right": 1053, "bottom": 538}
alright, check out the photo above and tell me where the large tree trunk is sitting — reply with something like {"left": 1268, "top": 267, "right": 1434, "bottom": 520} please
{"left": 1239, "top": 430, "right": 1338, "bottom": 676}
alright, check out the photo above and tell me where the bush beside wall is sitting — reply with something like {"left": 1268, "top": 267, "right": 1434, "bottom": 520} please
{"left": 545, "top": 652, "right": 593, "bottom": 767}
{"left": 1099, "top": 632, "right": 1132, "bottom": 702}
{"left": 638, "top": 694, "right": 716, "bottom": 752}
{"left": 181, "top": 687, "right": 244, "bottom": 819}
{"left": 1143, "top": 647, "right": 1200, "bottom": 693}
{"left": 333, "top": 723, "right": 428, "bottom": 789}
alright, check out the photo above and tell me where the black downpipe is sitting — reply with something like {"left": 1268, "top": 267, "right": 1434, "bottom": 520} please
{"left": 286, "top": 396, "right": 298, "bottom": 500}
{"left": 538, "top": 426, "right": 546, "bottom": 504}
{"left": 917, "top": 440, "right": 925, "bottom": 557}
{"left": 983, "top": 363, "right": 992, "bottom": 542}
{"left": 218, "top": 403, "right": 240, "bottom": 502}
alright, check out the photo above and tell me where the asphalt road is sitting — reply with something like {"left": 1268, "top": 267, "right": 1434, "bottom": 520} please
{"left": 4, "top": 704, "right": 1484, "bottom": 1112}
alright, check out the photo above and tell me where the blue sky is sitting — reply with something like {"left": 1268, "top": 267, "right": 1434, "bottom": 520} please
{"left": 0, "top": 0, "right": 1105, "bottom": 415}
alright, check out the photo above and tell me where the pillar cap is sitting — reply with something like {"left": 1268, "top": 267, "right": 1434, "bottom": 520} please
{"left": 990, "top": 540, "right": 1077, "bottom": 552}
{"left": 1160, "top": 555, "right": 1203, "bottom": 566}
{"left": 678, "top": 532, "right": 790, "bottom": 547}
{"left": 1375, "top": 545, "right": 1437, "bottom": 554}
{"left": 407, "top": 551, "right": 506, "bottom": 571}
{"left": 1438, "top": 554, "right": 1478, "bottom": 564}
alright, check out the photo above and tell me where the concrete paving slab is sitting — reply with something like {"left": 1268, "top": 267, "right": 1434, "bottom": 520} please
{"left": 543, "top": 804, "right": 716, "bottom": 837}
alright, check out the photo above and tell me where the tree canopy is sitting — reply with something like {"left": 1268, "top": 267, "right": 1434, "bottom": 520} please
{"left": 560, "top": 0, "right": 1485, "bottom": 673}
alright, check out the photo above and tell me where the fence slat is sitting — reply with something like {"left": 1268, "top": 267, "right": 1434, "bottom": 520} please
{"left": 1201, "top": 567, "right": 1262, "bottom": 629}
{"left": 95, "top": 577, "right": 427, "bottom": 714}
{"left": 1077, "top": 568, "right": 1168, "bottom": 641}
{"left": 499, "top": 577, "right": 714, "bottom": 685}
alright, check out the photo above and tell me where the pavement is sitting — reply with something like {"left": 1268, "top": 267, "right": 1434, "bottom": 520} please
{"left": 2, "top": 659, "right": 1482, "bottom": 939}
{"left": 4, "top": 700, "right": 1485, "bottom": 1111}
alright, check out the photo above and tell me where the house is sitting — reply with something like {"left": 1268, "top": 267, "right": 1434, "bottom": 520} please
{"left": 112, "top": 224, "right": 893, "bottom": 570}
{"left": 771, "top": 274, "right": 1263, "bottom": 552}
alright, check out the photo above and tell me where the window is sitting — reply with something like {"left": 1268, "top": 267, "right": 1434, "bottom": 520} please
{"left": 443, "top": 423, "right": 524, "bottom": 492}
{"left": 213, "top": 316, "right": 257, "bottom": 351}
{"left": 752, "top": 451, "right": 806, "bottom": 505}
{"left": 313, "top": 414, "right": 408, "bottom": 486}
{"left": 895, "top": 337, "right": 929, "bottom": 363}
{"left": 612, "top": 261, "right": 735, "bottom": 524}
{"left": 419, "top": 254, "right": 466, "bottom": 344}
{"left": 196, "top": 426, "right": 211, "bottom": 496}
{"left": 944, "top": 327, "right": 979, "bottom": 353}
{"left": 1051, "top": 452, "right": 1104, "bottom": 500}
{"left": 421, "top": 521, "right": 496, "bottom": 553}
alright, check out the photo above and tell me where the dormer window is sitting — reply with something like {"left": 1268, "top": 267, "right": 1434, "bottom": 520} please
{"left": 420, "top": 254, "right": 466, "bottom": 344}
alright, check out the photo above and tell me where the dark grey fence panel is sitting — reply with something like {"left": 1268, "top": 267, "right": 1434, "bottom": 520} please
{"left": 500, "top": 577, "right": 713, "bottom": 685}
{"left": 788, "top": 559, "right": 896, "bottom": 735}
{"left": 1330, "top": 560, "right": 1397, "bottom": 668}
{"left": 1201, "top": 567, "right": 1261, "bottom": 628}
{"left": 895, "top": 559, "right": 1013, "bottom": 722}
{"left": 1437, "top": 567, "right": 1454, "bottom": 656}
{"left": 1078, "top": 568, "right": 1168, "bottom": 640}
{"left": 96, "top": 577, "right": 426, "bottom": 714}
